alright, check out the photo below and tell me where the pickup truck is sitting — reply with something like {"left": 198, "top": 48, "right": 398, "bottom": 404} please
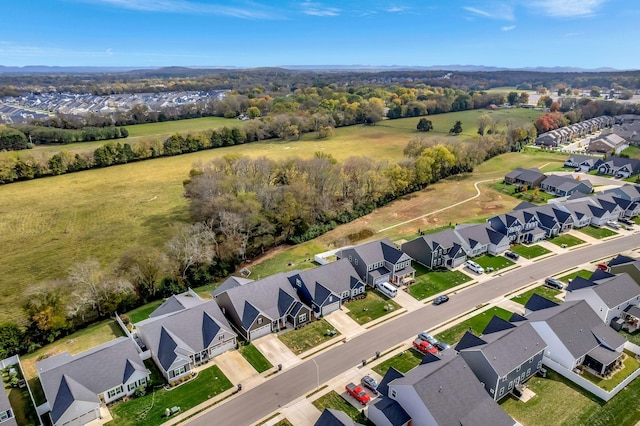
{"left": 413, "top": 338, "right": 438, "bottom": 355}
{"left": 345, "top": 382, "right": 371, "bottom": 405}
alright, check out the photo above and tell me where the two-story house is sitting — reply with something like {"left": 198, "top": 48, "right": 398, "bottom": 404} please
{"left": 401, "top": 229, "right": 468, "bottom": 270}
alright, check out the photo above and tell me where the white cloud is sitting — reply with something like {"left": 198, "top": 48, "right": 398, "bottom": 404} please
{"left": 463, "top": 3, "right": 515, "bottom": 20}
{"left": 527, "top": 0, "right": 608, "bottom": 17}
{"left": 501, "top": 25, "right": 516, "bottom": 31}
{"left": 386, "top": 6, "right": 406, "bottom": 13}
{"left": 300, "top": 1, "right": 340, "bottom": 16}
{"left": 78, "top": 0, "right": 277, "bottom": 19}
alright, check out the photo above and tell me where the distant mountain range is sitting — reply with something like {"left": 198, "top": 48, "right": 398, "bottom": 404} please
{"left": 0, "top": 64, "right": 624, "bottom": 74}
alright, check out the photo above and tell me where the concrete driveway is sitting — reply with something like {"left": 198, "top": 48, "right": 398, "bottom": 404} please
{"left": 393, "top": 287, "right": 425, "bottom": 311}
{"left": 253, "top": 334, "right": 299, "bottom": 368}
{"left": 214, "top": 350, "right": 258, "bottom": 385}
{"left": 324, "top": 309, "right": 364, "bottom": 339}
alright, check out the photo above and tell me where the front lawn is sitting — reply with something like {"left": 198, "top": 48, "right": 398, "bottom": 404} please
{"left": 345, "top": 291, "right": 401, "bottom": 325}
{"left": 501, "top": 368, "right": 640, "bottom": 426}
{"left": 108, "top": 365, "right": 232, "bottom": 426}
{"left": 408, "top": 264, "right": 472, "bottom": 301}
{"left": 509, "top": 244, "right": 552, "bottom": 259}
{"left": 312, "top": 391, "right": 370, "bottom": 424}
{"left": 278, "top": 319, "right": 341, "bottom": 355}
{"left": 548, "top": 233, "right": 586, "bottom": 248}
{"left": 372, "top": 349, "right": 424, "bottom": 376}
{"left": 577, "top": 225, "right": 618, "bottom": 239}
{"left": 238, "top": 344, "right": 273, "bottom": 373}
{"left": 511, "top": 286, "right": 562, "bottom": 305}
{"left": 435, "top": 307, "right": 512, "bottom": 345}
{"left": 558, "top": 269, "right": 592, "bottom": 284}
{"left": 473, "top": 254, "right": 515, "bottom": 272}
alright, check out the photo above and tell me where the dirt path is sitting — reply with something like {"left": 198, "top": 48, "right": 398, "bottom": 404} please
{"left": 378, "top": 177, "right": 500, "bottom": 233}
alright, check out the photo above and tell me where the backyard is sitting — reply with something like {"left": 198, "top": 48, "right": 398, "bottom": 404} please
{"left": 501, "top": 369, "right": 640, "bottom": 426}
{"left": 511, "top": 286, "right": 563, "bottom": 305}
{"left": 490, "top": 181, "right": 557, "bottom": 204}
{"left": 345, "top": 291, "right": 401, "bottom": 325}
{"left": 435, "top": 306, "right": 512, "bottom": 345}
{"left": 548, "top": 233, "right": 586, "bottom": 248}
{"left": 278, "top": 319, "right": 341, "bottom": 355}
{"left": 576, "top": 225, "right": 618, "bottom": 239}
{"left": 372, "top": 349, "right": 424, "bottom": 376}
{"left": 510, "top": 244, "right": 552, "bottom": 259}
{"left": 407, "top": 264, "right": 472, "bottom": 301}
{"left": 581, "top": 351, "right": 640, "bottom": 391}
{"left": 108, "top": 365, "right": 232, "bottom": 426}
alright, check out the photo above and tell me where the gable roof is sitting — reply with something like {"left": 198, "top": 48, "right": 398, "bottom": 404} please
{"left": 37, "top": 337, "right": 147, "bottom": 423}
{"left": 50, "top": 375, "right": 100, "bottom": 424}
{"left": 315, "top": 409, "right": 364, "bottom": 426}
{"left": 482, "top": 316, "right": 516, "bottom": 334}
{"left": 377, "top": 367, "right": 404, "bottom": 397}
{"left": 589, "top": 273, "right": 640, "bottom": 308}
{"left": 609, "top": 254, "right": 637, "bottom": 267}
{"left": 390, "top": 352, "right": 514, "bottom": 426}
{"left": 371, "top": 397, "right": 411, "bottom": 426}
{"left": 137, "top": 299, "right": 236, "bottom": 372}
{"left": 524, "top": 293, "right": 559, "bottom": 312}
{"left": 211, "top": 276, "right": 254, "bottom": 297}
{"left": 566, "top": 276, "right": 597, "bottom": 292}
{"left": 288, "top": 259, "right": 364, "bottom": 301}
{"left": 339, "top": 238, "right": 411, "bottom": 265}
{"left": 150, "top": 290, "right": 207, "bottom": 318}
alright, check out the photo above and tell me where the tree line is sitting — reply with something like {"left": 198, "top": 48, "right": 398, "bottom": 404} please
{"left": 534, "top": 98, "right": 640, "bottom": 133}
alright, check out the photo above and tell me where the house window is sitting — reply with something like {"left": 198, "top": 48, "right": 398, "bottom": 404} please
{"left": 219, "top": 334, "right": 225, "bottom": 341}
{"left": 516, "top": 366, "right": 521, "bottom": 372}
{"left": 296, "top": 279, "right": 302, "bottom": 287}
{"left": 526, "top": 368, "right": 531, "bottom": 377}
{"left": 128, "top": 382, "right": 136, "bottom": 392}
{"left": 173, "top": 366, "right": 187, "bottom": 378}
{"left": 354, "top": 259, "right": 358, "bottom": 266}
{"left": 499, "top": 387, "right": 505, "bottom": 397}
{"left": 0, "top": 410, "right": 13, "bottom": 421}
{"left": 107, "top": 385, "right": 124, "bottom": 399}
{"left": 349, "top": 255, "right": 352, "bottom": 262}
{"left": 257, "top": 318, "right": 263, "bottom": 325}
{"left": 508, "top": 381, "right": 514, "bottom": 390}
{"left": 299, "top": 313, "right": 307, "bottom": 323}
{"left": 529, "top": 357, "right": 534, "bottom": 364}
{"left": 390, "top": 389, "right": 397, "bottom": 398}
{"left": 342, "top": 291, "right": 350, "bottom": 298}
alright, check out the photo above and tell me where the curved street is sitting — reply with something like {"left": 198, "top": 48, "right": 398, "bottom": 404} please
{"left": 189, "top": 234, "right": 640, "bottom": 426}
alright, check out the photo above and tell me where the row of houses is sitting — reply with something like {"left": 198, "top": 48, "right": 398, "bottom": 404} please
{"left": 535, "top": 116, "right": 615, "bottom": 148}
{"left": 565, "top": 154, "right": 640, "bottom": 178}
{"left": 504, "top": 168, "right": 594, "bottom": 196}
{"left": 367, "top": 258, "right": 640, "bottom": 426}
{"left": 402, "top": 184, "right": 640, "bottom": 270}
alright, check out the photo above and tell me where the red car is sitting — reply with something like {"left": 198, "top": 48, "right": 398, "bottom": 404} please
{"left": 596, "top": 263, "right": 609, "bottom": 272}
{"left": 413, "top": 339, "right": 438, "bottom": 355}
{"left": 345, "top": 382, "right": 371, "bottom": 405}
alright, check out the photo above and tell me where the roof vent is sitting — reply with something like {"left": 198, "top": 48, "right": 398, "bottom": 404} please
{"left": 439, "top": 386, "right": 442, "bottom": 393}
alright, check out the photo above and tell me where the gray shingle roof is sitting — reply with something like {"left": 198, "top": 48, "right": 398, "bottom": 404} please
{"left": 338, "top": 238, "right": 411, "bottom": 265}
{"left": 372, "top": 397, "right": 411, "bottom": 426}
{"left": 211, "top": 276, "right": 254, "bottom": 297}
{"left": 288, "top": 259, "right": 363, "bottom": 301}
{"left": 150, "top": 292, "right": 207, "bottom": 318}
{"left": 315, "top": 408, "right": 364, "bottom": 426}
{"left": 590, "top": 273, "right": 640, "bottom": 309}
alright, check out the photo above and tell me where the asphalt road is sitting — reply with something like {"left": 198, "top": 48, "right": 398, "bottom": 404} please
{"left": 189, "top": 234, "right": 640, "bottom": 426}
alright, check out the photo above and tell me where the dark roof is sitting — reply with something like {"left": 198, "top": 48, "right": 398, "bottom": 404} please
{"left": 377, "top": 367, "right": 404, "bottom": 397}
{"left": 288, "top": 259, "right": 364, "bottom": 302}
{"left": 609, "top": 254, "right": 637, "bottom": 267}
{"left": 524, "top": 293, "right": 559, "bottom": 312}
{"left": 566, "top": 276, "right": 596, "bottom": 292}
{"left": 50, "top": 375, "right": 99, "bottom": 424}
{"left": 454, "top": 331, "right": 487, "bottom": 351}
{"left": 509, "top": 312, "right": 528, "bottom": 323}
{"left": 211, "top": 276, "right": 253, "bottom": 297}
{"left": 589, "top": 269, "right": 615, "bottom": 282}
{"left": 372, "top": 397, "right": 411, "bottom": 426}
{"left": 482, "top": 316, "right": 516, "bottom": 335}
{"left": 420, "top": 352, "right": 441, "bottom": 365}
{"left": 149, "top": 291, "right": 206, "bottom": 318}
{"left": 513, "top": 201, "right": 537, "bottom": 210}
{"left": 624, "top": 305, "right": 640, "bottom": 318}
{"left": 315, "top": 408, "right": 364, "bottom": 426}
{"left": 339, "top": 238, "right": 411, "bottom": 266}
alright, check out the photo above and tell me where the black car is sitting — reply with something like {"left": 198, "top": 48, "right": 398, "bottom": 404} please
{"left": 361, "top": 375, "right": 378, "bottom": 392}
{"left": 433, "top": 295, "right": 449, "bottom": 305}
{"left": 544, "top": 277, "right": 564, "bottom": 289}
{"left": 505, "top": 250, "right": 519, "bottom": 260}
{"left": 619, "top": 218, "right": 634, "bottom": 226}
{"left": 435, "top": 342, "right": 450, "bottom": 351}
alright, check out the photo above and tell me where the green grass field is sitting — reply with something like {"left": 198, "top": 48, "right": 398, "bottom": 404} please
{"left": 278, "top": 319, "right": 340, "bottom": 355}
{"left": 372, "top": 349, "right": 424, "bottom": 376}
{"left": 558, "top": 269, "right": 593, "bottom": 283}
{"left": 511, "top": 286, "right": 562, "bottom": 305}
{"left": 345, "top": 291, "right": 401, "bottom": 325}
{"left": 435, "top": 306, "right": 512, "bottom": 345}
{"left": 312, "top": 391, "right": 368, "bottom": 423}
{"left": 407, "top": 265, "right": 472, "bottom": 301}
{"left": 238, "top": 343, "right": 272, "bottom": 373}
{"left": 510, "top": 244, "right": 552, "bottom": 259}
{"left": 473, "top": 254, "right": 515, "bottom": 271}
{"left": 577, "top": 225, "right": 618, "bottom": 239}
{"left": 548, "top": 233, "right": 586, "bottom": 248}
{"left": 621, "top": 145, "right": 640, "bottom": 160}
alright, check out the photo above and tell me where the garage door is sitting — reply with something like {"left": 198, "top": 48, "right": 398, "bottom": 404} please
{"left": 62, "top": 408, "right": 99, "bottom": 426}
{"left": 249, "top": 324, "right": 271, "bottom": 341}
{"left": 209, "top": 339, "right": 236, "bottom": 358}
{"left": 321, "top": 301, "right": 340, "bottom": 316}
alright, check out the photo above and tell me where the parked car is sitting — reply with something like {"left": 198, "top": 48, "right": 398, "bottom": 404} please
{"left": 346, "top": 383, "right": 371, "bottom": 405}
{"left": 361, "top": 375, "right": 378, "bottom": 392}
{"left": 544, "top": 277, "right": 564, "bottom": 289}
{"left": 464, "top": 260, "right": 484, "bottom": 274}
{"left": 433, "top": 295, "right": 450, "bottom": 305}
{"left": 596, "top": 263, "right": 609, "bottom": 272}
{"left": 504, "top": 250, "right": 520, "bottom": 260}
{"left": 413, "top": 339, "right": 438, "bottom": 355}
{"left": 606, "top": 220, "right": 621, "bottom": 229}
{"left": 435, "top": 342, "right": 450, "bottom": 351}
{"left": 619, "top": 218, "right": 634, "bottom": 226}
{"left": 418, "top": 332, "right": 438, "bottom": 345}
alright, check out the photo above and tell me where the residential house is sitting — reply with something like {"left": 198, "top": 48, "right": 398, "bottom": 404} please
{"left": 336, "top": 238, "right": 415, "bottom": 287}
{"left": 540, "top": 175, "right": 592, "bottom": 197}
{"left": 503, "top": 168, "right": 545, "bottom": 188}
{"left": 36, "top": 337, "right": 149, "bottom": 426}
{"left": 287, "top": 259, "right": 366, "bottom": 316}
{"left": 148, "top": 290, "right": 211, "bottom": 318}
{"left": 369, "top": 350, "right": 517, "bottom": 426}
{"left": 0, "top": 388, "right": 16, "bottom": 426}
{"left": 455, "top": 316, "right": 546, "bottom": 401}
{"left": 609, "top": 255, "right": 640, "bottom": 283}
{"left": 610, "top": 120, "right": 640, "bottom": 145}
{"left": 597, "top": 156, "right": 640, "bottom": 177}
{"left": 315, "top": 409, "right": 365, "bottom": 426}
{"left": 601, "top": 184, "right": 640, "bottom": 204}
{"left": 401, "top": 229, "right": 468, "bottom": 270}
{"left": 214, "top": 272, "right": 312, "bottom": 341}
{"left": 454, "top": 223, "right": 510, "bottom": 256}
{"left": 486, "top": 209, "right": 546, "bottom": 243}
{"left": 136, "top": 294, "right": 237, "bottom": 382}
{"left": 596, "top": 193, "right": 640, "bottom": 218}
{"left": 564, "top": 273, "right": 640, "bottom": 325}
{"left": 564, "top": 154, "right": 603, "bottom": 172}
{"left": 587, "top": 133, "right": 629, "bottom": 155}
{"left": 524, "top": 297, "right": 627, "bottom": 376}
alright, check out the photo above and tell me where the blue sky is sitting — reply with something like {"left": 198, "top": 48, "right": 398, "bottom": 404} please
{"left": 1, "top": 0, "right": 638, "bottom": 69}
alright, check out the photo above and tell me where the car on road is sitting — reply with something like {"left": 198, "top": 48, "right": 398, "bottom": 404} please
{"left": 504, "top": 250, "right": 520, "bottom": 260}
{"left": 361, "top": 375, "right": 378, "bottom": 393}
{"left": 435, "top": 342, "right": 450, "bottom": 351}
{"left": 345, "top": 382, "right": 371, "bottom": 405}
{"left": 433, "top": 295, "right": 450, "bottom": 305}
{"left": 418, "top": 332, "right": 438, "bottom": 345}
{"left": 544, "top": 277, "right": 564, "bottom": 289}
